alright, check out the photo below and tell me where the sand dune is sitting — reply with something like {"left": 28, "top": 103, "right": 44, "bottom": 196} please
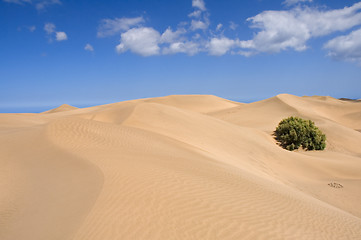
{"left": 43, "top": 104, "right": 79, "bottom": 114}
{"left": 0, "top": 94, "right": 361, "bottom": 239}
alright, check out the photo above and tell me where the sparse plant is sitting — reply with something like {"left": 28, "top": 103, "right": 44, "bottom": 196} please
{"left": 275, "top": 116, "right": 326, "bottom": 151}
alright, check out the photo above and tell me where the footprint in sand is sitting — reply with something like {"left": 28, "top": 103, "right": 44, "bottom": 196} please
{"left": 328, "top": 182, "right": 343, "bottom": 188}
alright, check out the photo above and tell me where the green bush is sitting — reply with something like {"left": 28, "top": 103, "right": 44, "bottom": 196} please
{"left": 275, "top": 116, "right": 326, "bottom": 151}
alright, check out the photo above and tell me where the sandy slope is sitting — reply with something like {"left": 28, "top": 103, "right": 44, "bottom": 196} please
{"left": 0, "top": 94, "right": 360, "bottom": 240}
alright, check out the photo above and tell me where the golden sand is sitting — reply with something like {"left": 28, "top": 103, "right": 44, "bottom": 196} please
{"left": 1, "top": 94, "right": 360, "bottom": 239}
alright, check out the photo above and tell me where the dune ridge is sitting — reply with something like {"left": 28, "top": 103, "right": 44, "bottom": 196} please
{"left": 0, "top": 94, "right": 360, "bottom": 239}
{"left": 43, "top": 104, "right": 79, "bottom": 114}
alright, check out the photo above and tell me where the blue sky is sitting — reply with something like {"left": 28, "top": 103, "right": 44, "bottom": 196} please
{"left": 1, "top": 0, "right": 361, "bottom": 112}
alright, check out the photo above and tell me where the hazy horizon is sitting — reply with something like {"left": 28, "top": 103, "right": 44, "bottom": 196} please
{"left": 1, "top": 93, "right": 361, "bottom": 113}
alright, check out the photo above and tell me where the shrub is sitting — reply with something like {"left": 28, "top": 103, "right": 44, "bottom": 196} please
{"left": 275, "top": 116, "right": 326, "bottom": 151}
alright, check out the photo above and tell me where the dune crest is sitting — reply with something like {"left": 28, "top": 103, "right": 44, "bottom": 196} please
{"left": 43, "top": 104, "right": 78, "bottom": 114}
{"left": 1, "top": 94, "right": 361, "bottom": 240}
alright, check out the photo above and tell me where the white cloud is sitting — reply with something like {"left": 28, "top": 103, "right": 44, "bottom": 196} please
{"left": 160, "top": 27, "right": 186, "bottom": 43}
{"left": 116, "top": 27, "right": 161, "bottom": 56}
{"left": 208, "top": 37, "right": 237, "bottom": 56}
{"left": 299, "top": 3, "right": 361, "bottom": 37}
{"left": 192, "top": 0, "right": 206, "bottom": 11}
{"left": 55, "top": 31, "right": 67, "bottom": 41}
{"left": 283, "top": 0, "right": 312, "bottom": 7}
{"left": 97, "top": 17, "right": 144, "bottom": 38}
{"left": 44, "top": 22, "right": 56, "bottom": 34}
{"left": 35, "top": 0, "right": 61, "bottom": 10}
{"left": 324, "top": 28, "right": 361, "bottom": 64}
{"left": 108, "top": 0, "right": 361, "bottom": 63}
{"left": 163, "top": 41, "right": 200, "bottom": 55}
{"left": 84, "top": 43, "right": 94, "bottom": 52}
{"left": 240, "top": 2, "right": 361, "bottom": 54}
{"left": 188, "top": 0, "right": 210, "bottom": 31}
{"left": 236, "top": 50, "right": 255, "bottom": 57}
{"left": 229, "top": 21, "right": 238, "bottom": 30}
{"left": 116, "top": 26, "right": 198, "bottom": 56}
{"left": 188, "top": 10, "right": 202, "bottom": 18}
{"left": 244, "top": 10, "right": 310, "bottom": 53}
{"left": 216, "top": 23, "right": 223, "bottom": 31}
{"left": 4, "top": 0, "right": 61, "bottom": 10}
{"left": 115, "top": 25, "right": 200, "bottom": 56}
{"left": 190, "top": 19, "right": 209, "bottom": 30}
{"left": 238, "top": 40, "right": 255, "bottom": 49}
{"left": 44, "top": 23, "right": 67, "bottom": 42}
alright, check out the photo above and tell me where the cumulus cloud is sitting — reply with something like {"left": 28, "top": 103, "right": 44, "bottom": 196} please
{"left": 324, "top": 28, "right": 361, "bottom": 64}
{"left": 192, "top": 0, "right": 206, "bottom": 11}
{"left": 107, "top": 0, "right": 361, "bottom": 63}
{"left": 188, "top": 0, "right": 210, "bottom": 31}
{"left": 160, "top": 27, "right": 186, "bottom": 43}
{"left": 55, "top": 31, "right": 67, "bottom": 41}
{"left": 116, "top": 27, "right": 161, "bottom": 56}
{"left": 3, "top": 0, "right": 61, "bottom": 10}
{"left": 208, "top": 37, "right": 237, "bottom": 56}
{"left": 44, "top": 23, "right": 67, "bottom": 42}
{"left": 242, "top": 10, "right": 310, "bottom": 53}
{"left": 300, "top": 3, "right": 361, "bottom": 37}
{"left": 112, "top": 0, "right": 209, "bottom": 57}
{"left": 190, "top": 19, "right": 209, "bottom": 30}
{"left": 188, "top": 10, "right": 202, "bottom": 18}
{"left": 84, "top": 43, "right": 94, "bottom": 52}
{"left": 97, "top": 17, "right": 144, "bottom": 38}
{"left": 163, "top": 41, "right": 200, "bottom": 55}
{"left": 115, "top": 25, "right": 200, "bottom": 56}
{"left": 239, "top": 2, "right": 361, "bottom": 54}
{"left": 283, "top": 0, "right": 312, "bottom": 7}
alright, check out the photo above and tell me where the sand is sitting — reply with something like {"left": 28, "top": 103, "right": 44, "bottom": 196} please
{"left": 0, "top": 94, "right": 360, "bottom": 240}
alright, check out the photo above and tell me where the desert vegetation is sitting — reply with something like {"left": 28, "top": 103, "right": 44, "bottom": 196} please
{"left": 275, "top": 116, "right": 326, "bottom": 151}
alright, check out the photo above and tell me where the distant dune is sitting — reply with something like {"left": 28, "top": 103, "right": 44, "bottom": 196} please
{"left": 43, "top": 104, "right": 78, "bottom": 114}
{"left": 0, "top": 94, "right": 361, "bottom": 240}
